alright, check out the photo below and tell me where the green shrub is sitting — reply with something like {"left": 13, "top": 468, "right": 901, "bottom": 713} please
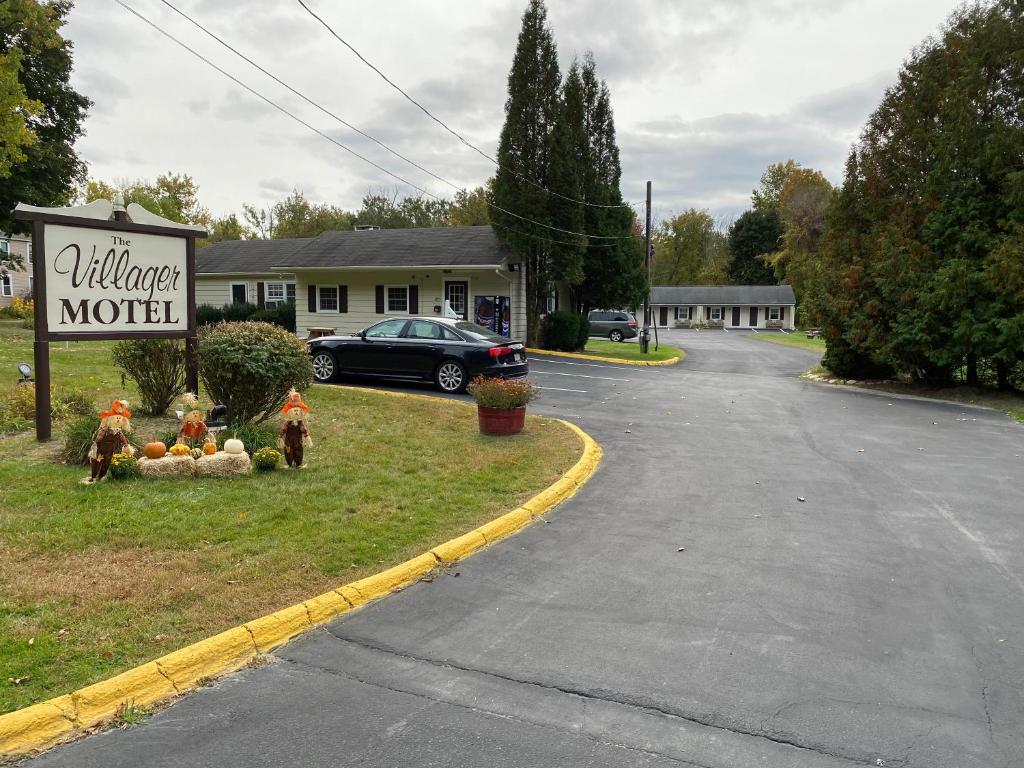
{"left": 109, "top": 452, "right": 140, "bottom": 480}
{"left": 250, "top": 303, "right": 296, "bottom": 333}
{"left": 251, "top": 447, "right": 281, "bottom": 472}
{"left": 219, "top": 422, "right": 279, "bottom": 454}
{"left": 467, "top": 376, "right": 537, "bottom": 408}
{"left": 61, "top": 415, "right": 99, "bottom": 465}
{"left": 576, "top": 314, "right": 591, "bottom": 350}
{"left": 222, "top": 302, "right": 258, "bottom": 322}
{"left": 196, "top": 304, "right": 224, "bottom": 326}
{"left": 541, "top": 311, "right": 582, "bottom": 351}
{"left": 199, "top": 321, "right": 313, "bottom": 424}
{"left": 5, "top": 384, "right": 94, "bottom": 421}
{"left": 0, "top": 401, "right": 32, "bottom": 435}
{"left": 111, "top": 338, "right": 187, "bottom": 416}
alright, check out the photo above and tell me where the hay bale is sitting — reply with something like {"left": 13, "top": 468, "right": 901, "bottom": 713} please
{"left": 195, "top": 451, "right": 251, "bottom": 478}
{"left": 138, "top": 455, "right": 196, "bottom": 479}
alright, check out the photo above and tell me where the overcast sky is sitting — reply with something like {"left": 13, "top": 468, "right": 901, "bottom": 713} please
{"left": 66, "top": 0, "right": 964, "bottom": 226}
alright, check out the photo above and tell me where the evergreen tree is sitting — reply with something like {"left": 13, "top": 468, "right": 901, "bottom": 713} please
{"left": 546, "top": 61, "right": 586, "bottom": 292}
{"left": 577, "top": 54, "right": 645, "bottom": 312}
{"left": 0, "top": 0, "right": 91, "bottom": 234}
{"left": 726, "top": 209, "right": 780, "bottom": 285}
{"left": 491, "top": 0, "right": 561, "bottom": 345}
{"left": 821, "top": 0, "right": 1023, "bottom": 386}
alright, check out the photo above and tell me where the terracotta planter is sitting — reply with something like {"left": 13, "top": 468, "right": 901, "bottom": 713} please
{"left": 477, "top": 405, "right": 526, "bottom": 436}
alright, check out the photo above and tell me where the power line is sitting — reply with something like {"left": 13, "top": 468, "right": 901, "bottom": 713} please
{"left": 293, "top": 0, "right": 638, "bottom": 212}
{"left": 153, "top": 0, "right": 627, "bottom": 246}
{"left": 157, "top": 0, "right": 460, "bottom": 196}
{"left": 114, "top": 0, "right": 632, "bottom": 242}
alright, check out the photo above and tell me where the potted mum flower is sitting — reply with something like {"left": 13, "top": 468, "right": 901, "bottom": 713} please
{"left": 467, "top": 376, "right": 537, "bottom": 436}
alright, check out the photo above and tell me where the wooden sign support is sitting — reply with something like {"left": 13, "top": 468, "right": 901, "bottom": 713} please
{"left": 13, "top": 198, "right": 207, "bottom": 442}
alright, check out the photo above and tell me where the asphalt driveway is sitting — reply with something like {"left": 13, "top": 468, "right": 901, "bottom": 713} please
{"left": 23, "top": 331, "right": 1024, "bottom": 767}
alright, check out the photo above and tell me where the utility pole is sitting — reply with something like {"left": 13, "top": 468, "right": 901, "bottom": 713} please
{"left": 641, "top": 180, "right": 652, "bottom": 354}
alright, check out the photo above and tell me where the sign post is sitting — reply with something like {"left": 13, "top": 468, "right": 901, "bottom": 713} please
{"left": 13, "top": 197, "right": 207, "bottom": 442}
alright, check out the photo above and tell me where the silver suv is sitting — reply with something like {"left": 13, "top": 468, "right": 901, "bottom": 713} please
{"left": 588, "top": 310, "right": 638, "bottom": 342}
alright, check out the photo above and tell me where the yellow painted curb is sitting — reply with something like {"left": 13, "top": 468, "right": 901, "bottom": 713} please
{"left": 0, "top": 398, "right": 601, "bottom": 760}
{"left": 526, "top": 347, "right": 681, "bottom": 366}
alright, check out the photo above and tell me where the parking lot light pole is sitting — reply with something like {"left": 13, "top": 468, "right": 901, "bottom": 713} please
{"left": 641, "top": 180, "right": 652, "bottom": 354}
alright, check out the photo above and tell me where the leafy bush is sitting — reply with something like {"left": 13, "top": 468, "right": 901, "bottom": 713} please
{"left": 199, "top": 321, "right": 313, "bottom": 424}
{"left": 0, "top": 296, "right": 33, "bottom": 320}
{"left": 109, "top": 452, "right": 140, "bottom": 480}
{"left": 467, "top": 376, "right": 537, "bottom": 408}
{"left": 221, "top": 302, "right": 258, "bottom": 322}
{"left": 61, "top": 415, "right": 99, "bottom": 465}
{"left": 576, "top": 314, "right": 591, "bottom": 350}
{"left": 196, "top": 304, "right": 224, "bottom": 326}
{"left": 112, "top": 338, "right": 187, "bottom": 416}
{"left": 5, "top": 384, "right": 94, "bottom": 421}
{"left": 541, "top": 311, "right": 583, "bottom": 352}
{"left": 0, "top": 401, "right": 32, "bottom": 435}
{"left": 250, "top": 303, "right": 296, "bottom": 333}
{"left": 219, "top": 422, "right": 279, "bottom": 454}
{"left": 252, "top": 447, "right": 281, "bottom": 472}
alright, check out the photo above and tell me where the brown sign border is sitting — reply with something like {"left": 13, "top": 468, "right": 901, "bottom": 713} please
{"left": 13, "top": 207, "right": 205, "bottom": 441}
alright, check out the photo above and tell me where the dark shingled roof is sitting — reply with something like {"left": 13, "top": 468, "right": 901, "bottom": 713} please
{"left": 274, "top": 225, "right": 510, "bottom": 269}
{"left": 196, "top": 238, "right": 309, "bottom": 275}
{"left": 650, "top": 285, "right": 796, "bottom": 305}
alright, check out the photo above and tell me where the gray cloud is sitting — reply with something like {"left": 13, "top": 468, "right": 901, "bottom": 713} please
{"left": 66, "top": 0, "right": 963, "bottom": 222}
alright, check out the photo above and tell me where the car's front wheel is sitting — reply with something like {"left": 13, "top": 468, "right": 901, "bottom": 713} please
{"left": 609, "top": 329, "right": 624, "bottom": 342}
{"left": 435, "top": 359, "right": 467, "bottom": 393}
{"left": 311, "top": 351, "right": 337, "bottom": 382}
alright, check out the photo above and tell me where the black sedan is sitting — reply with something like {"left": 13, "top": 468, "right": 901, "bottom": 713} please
{"left": 307, "top": 317, "right": 528, "bottom": 393}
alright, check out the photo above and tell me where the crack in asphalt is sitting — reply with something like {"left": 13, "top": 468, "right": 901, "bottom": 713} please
{"left": 308, "top": 629, "right": 879, "bottom": 766}
{"left": 278, "top": 652, "right": 712, "bottom": 768}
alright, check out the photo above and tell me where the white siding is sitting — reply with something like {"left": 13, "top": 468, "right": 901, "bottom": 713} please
{"left": 0, "top": 235, "right": 32, "bottom": 307}
{"left": 653, "top": 303, "right": 795, "bottom": 330}
{"left": 195, "top": 275, "right": 296, "bottom": 309}
{"left": 295, "top": 268, "right": 527, "bottom": 340}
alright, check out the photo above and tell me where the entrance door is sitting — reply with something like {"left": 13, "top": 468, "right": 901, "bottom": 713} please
{"left": 731, "top": 306, "right": 741, "bottom": 326}
{"left": 231, "top": 283, "right": 247, "bottom": 304}
{"left": 659, "top": 307, "right": 669, "bottom": 326}
{"left": 749, "top": 306, "right": 758, "bottom": 326}
{"left": 444, "top": 281, "right": 469, "bottom": 320}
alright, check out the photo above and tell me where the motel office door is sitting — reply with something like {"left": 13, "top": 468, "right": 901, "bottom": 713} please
{"left": 659, "top": 307, "right": 669, "bottom": 326}
{"left": 749, "top": 306, "right": 758, "bottom": 326}
{"left": 445, "top": 281, "right": 469, "bottom": 320}
{"left": 732, "top": 307, "right": 741, "bottom": 326}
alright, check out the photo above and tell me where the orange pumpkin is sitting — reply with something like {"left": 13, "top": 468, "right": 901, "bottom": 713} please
{"left": 202, "top": 442, "right": 217, "bottom": 456}
{"left": 143, "top": 442, "right": 166, "bottom": 460}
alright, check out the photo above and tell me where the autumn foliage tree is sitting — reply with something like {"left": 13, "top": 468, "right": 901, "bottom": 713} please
{"left": 818, "top": 0, "right": 1023, "bottom": 387}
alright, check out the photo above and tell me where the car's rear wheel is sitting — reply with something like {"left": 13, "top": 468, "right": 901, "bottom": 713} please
{"left": 435, "top": 359, "right": 467, "bottom": 393}
{"left": 609, "top": 329, "right": 624, "bottom": 342}
{"left": 311, "top": 351, "right": 337, "bottom": 382}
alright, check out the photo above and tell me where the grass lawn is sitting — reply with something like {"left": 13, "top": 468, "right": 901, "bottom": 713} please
{"left": 583, "top": 338, "right": 683, "bottom": 363}
{"left": 748, "top": 332, "right": 827, "bottom": 355}
{"left": 0, "top": 333, "right": 583, "bottom": 714}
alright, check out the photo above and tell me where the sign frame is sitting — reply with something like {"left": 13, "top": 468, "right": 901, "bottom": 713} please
{"left": 13, "top": 202, "right": 207, "bottom": 442}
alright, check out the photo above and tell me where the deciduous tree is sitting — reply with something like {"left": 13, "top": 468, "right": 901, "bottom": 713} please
{"left": 0, "top": 0, "right": 91, "bottom": 234}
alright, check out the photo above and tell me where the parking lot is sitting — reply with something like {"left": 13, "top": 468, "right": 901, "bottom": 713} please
{"left": 28, "top": 330, "right": 1024, "bottom": 768}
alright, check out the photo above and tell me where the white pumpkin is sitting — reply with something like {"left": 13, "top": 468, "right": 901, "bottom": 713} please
{"left": 224, "top": 437, "right": 246, "bottom": 455}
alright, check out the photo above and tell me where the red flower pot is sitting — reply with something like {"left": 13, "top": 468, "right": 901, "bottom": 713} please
{"left": 477, "top": 406, "right": 526, "bottom": 436}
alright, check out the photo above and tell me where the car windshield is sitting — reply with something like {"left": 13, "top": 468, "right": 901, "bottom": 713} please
{"left": 454, "top": 321, "right": 506, "bottom": 343}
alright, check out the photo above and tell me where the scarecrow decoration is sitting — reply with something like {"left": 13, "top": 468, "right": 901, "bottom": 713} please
{"left": 177, "top": 392, "right": 209, "bottom": 449}
{"left": 278, "top": 389, "right": 312, "bottom": 468}
{"left": 83, "top": 399, "right": 135, "bottom": 484}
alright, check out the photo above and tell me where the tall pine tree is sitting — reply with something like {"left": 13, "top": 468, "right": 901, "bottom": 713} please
{"left": 577, "top": 54, "right": 645, "bottom": 312}
{"left": 492, "top": 0, "right": 561, "bottom": 346}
